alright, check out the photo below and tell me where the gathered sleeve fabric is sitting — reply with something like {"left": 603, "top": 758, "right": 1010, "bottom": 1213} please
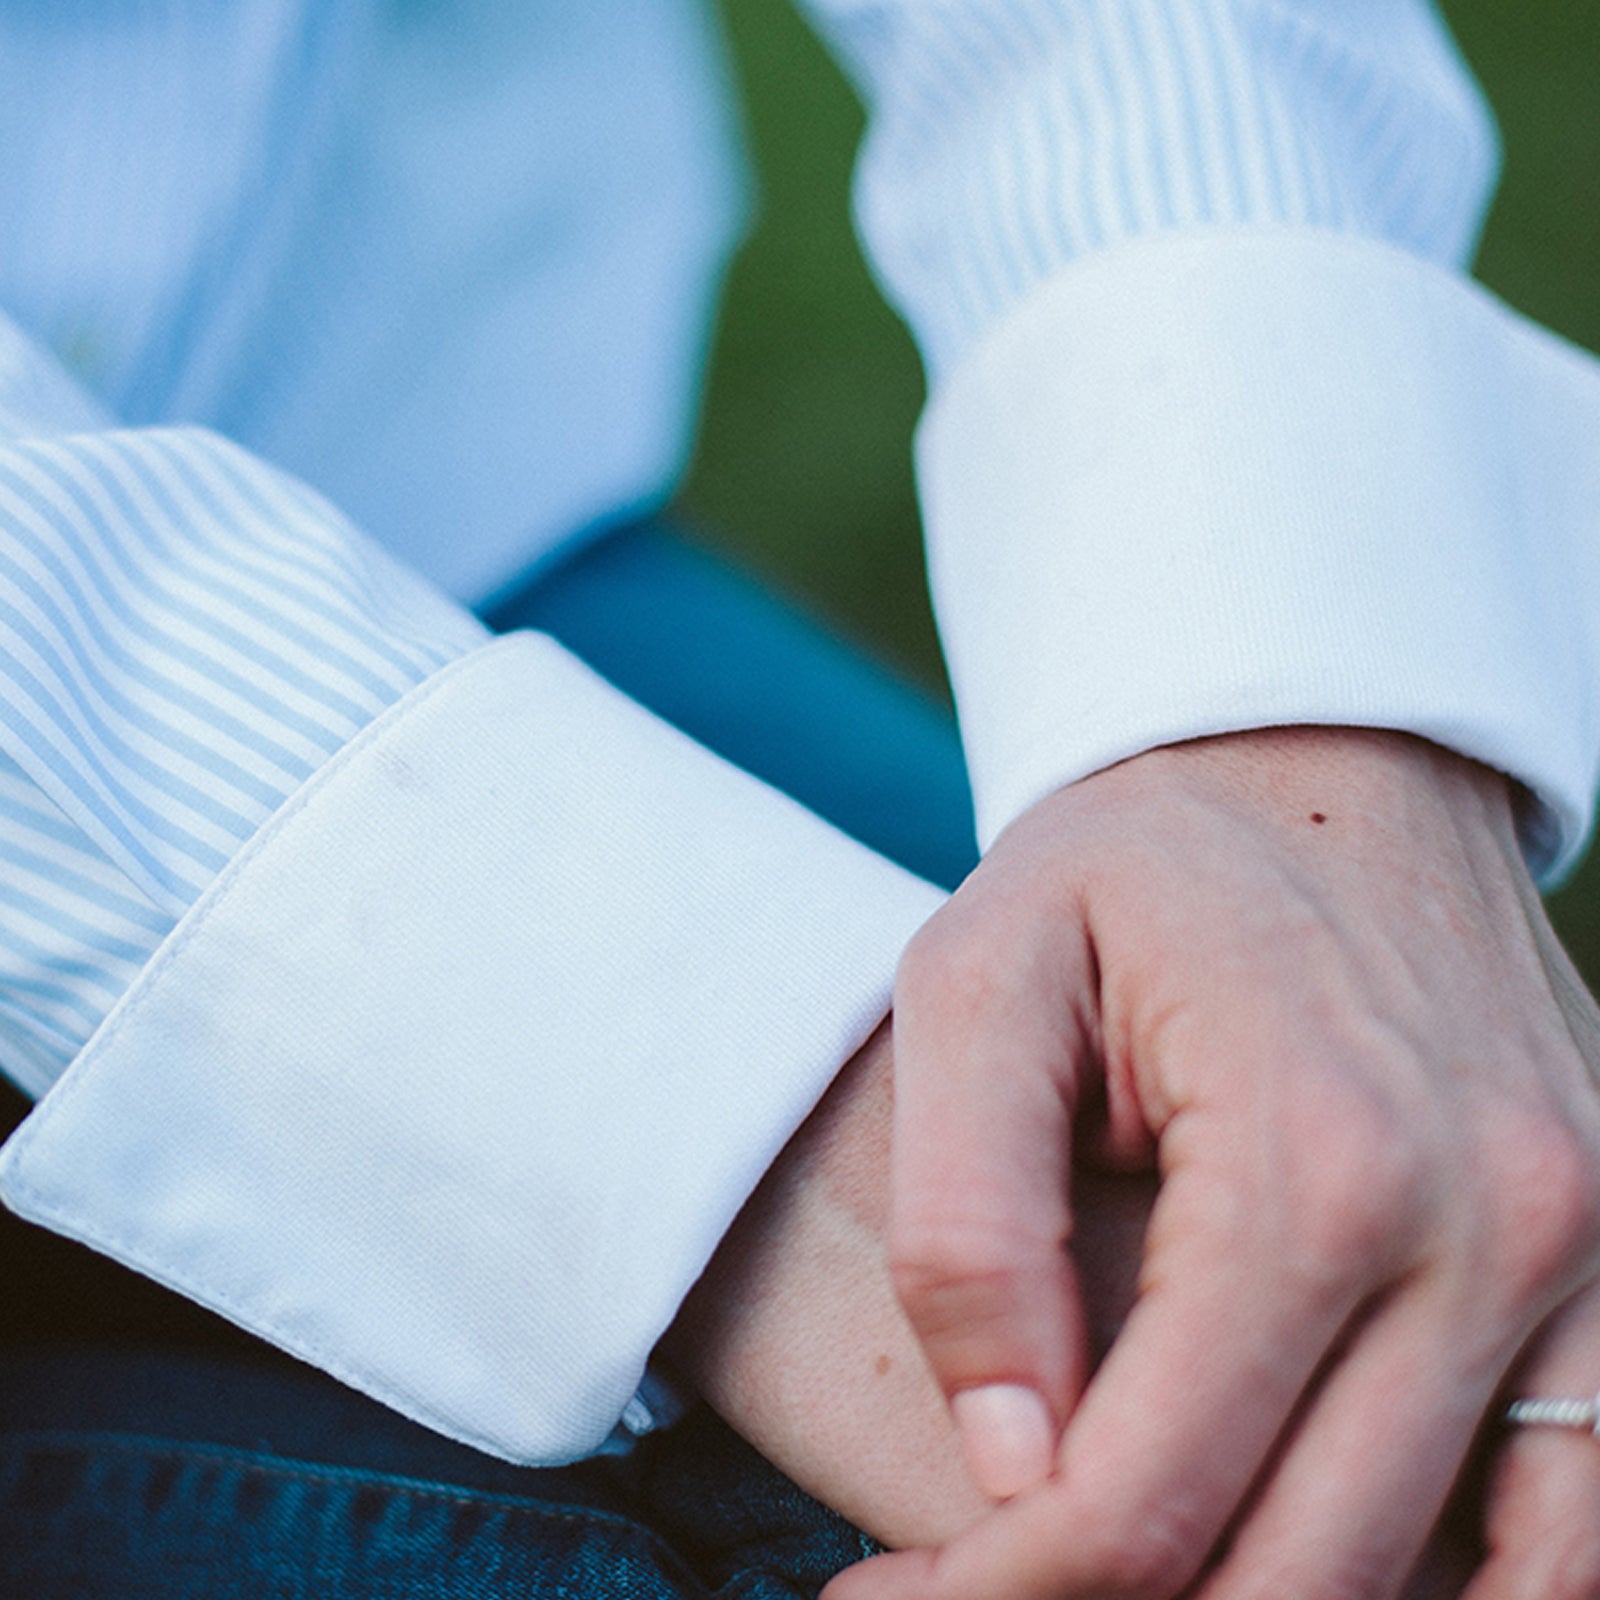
{"left": 0, "top": 314, "right": 488, "bottom": 1095}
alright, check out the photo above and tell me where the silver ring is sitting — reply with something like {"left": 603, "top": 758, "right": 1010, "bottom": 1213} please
{"left": 1504, "top": 1393, "right": 1600, "bottom": 1437}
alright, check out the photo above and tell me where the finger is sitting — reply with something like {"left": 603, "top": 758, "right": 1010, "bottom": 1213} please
{"left": 1198, "top": 1280, "right": 1507, "bottom": 1600}
{"left": 1009, "top": 1165, "right": 1386, "bottom": 1594}
{"left": 830, "top": 1146, "right": 1398, "bottom": 1600}
{"left": 1465, "top": 1286, "right": 1600, "bottom": 1600}
{"left": 821, "top": 1545, "right": 943, "bottom": 1600}
{"left": 890, "top": 907, "right": 1096, "bottom": 1499}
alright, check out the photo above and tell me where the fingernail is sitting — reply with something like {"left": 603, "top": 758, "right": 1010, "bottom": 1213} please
{"left": 951, "top": 1383, "right": 1055, "bottom": 1501}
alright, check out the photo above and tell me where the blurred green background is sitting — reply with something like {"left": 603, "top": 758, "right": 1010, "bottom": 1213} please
{"left": 684, "top": 0, "right": 1600, "bottom": 981}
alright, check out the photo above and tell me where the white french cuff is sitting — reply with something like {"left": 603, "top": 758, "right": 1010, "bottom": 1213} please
{"left": 919, "top": 227, "right": 1600, "bottom": 882}
{"left": 0, "top": 632, "right": 944, "bottom": 1462}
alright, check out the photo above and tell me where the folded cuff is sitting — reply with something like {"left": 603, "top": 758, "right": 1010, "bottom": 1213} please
{"left": 918, "top": 228, "right": 1600, "bottom": 881}
{"left": 0, "top": 632, "right": 943, "bottom": 1462}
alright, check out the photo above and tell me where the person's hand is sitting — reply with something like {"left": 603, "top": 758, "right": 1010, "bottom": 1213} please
{"left": 660, "top": 1020, "right": 991, "bottom": 1547}
{"left": 820, "top": 726, "right": 1600, "bottom": 1599}
{"left": 663, "top": 1008, "right": 1480, "bottom": 1596}
{"left": 663, "top": 1019, "right": 1157, "bottom": 1547}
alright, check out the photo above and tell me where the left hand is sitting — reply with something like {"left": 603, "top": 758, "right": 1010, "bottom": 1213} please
{"left": 823, "top": 726, "right": 1600, "bottom": 1600}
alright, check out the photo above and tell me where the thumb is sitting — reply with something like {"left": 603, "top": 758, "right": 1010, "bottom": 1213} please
{"left": 888, "top": 908, "right": 1097, "bottom": 1503}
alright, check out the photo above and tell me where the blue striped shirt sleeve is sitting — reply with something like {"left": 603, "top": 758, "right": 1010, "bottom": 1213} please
{"left": 794, "top": 0, "right": 1600, "bottom": 875}
{"left": 800, "top": 0, "right": 1500, "bottom": 377}
{"left": 0, "top": 314, "right": 487, "bottom": 1096}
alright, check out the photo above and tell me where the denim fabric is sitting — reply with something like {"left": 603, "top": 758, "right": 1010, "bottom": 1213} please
{"left": 0, "top": 1354, "right": 878, "bottom": 1598}
{"left": 1, "top": 523, "right": 978, "bottom": 1596}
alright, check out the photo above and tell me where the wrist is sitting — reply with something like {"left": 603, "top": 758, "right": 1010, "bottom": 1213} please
{"left": 661, "top": 1021, "right": 990, "bottom": 1549}
{"left": 1013, "top": 726, "right": 1522, "bottom": 873}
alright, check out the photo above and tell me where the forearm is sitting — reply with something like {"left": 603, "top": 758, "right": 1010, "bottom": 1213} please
{"left": 661, "top": 1022, "right": 983, "bottom": 1547}
{"left": 660, "top": 1020, "right": 1153, "bottom": 1549}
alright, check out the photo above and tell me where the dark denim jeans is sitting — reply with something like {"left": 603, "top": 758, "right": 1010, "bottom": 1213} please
{"left": 0, "top": 524, "right": 979, "bottom": 1598}
{"left": 0, "top": 1353, "right": 878, "bottom": 1597}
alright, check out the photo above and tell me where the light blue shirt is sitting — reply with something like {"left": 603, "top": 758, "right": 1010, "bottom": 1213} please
{"left": 3, "top": 0, "right": 1600, "bottom": 1462}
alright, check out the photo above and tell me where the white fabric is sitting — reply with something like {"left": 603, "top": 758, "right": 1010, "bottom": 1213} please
{"left": 921, "top": 229, "right": 1600, "bottom": 875}
{"left": 0, "top": 633, "right": 942, "bottom": 1460}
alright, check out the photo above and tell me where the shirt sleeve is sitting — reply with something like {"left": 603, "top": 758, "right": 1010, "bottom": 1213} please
{"left": 0, "top": 312, "right": 488, "bottom": 1096}
{"left": 0, "top": 313, "right": 944, "bottom": 1461}
{"left": 797, "top": 0, "right": 1600, "bottom": 879}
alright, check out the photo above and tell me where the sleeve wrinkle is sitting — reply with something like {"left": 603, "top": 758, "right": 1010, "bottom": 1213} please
{"left": 796, "top": 0, "right": 1500, "bottom": 377}
{"left": 0, "top": 314, "right": 488, "bottom": 1097}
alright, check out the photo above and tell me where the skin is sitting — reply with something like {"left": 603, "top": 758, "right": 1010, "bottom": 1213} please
{"left": 819, "top": 726, "right": 1600, "bottom": 1600}
{"left": 661, "top": 1021, "right": 991, "bottom": 1549}
{"left": 664, "top": 1020, "right": 1477, "bottom": 1595}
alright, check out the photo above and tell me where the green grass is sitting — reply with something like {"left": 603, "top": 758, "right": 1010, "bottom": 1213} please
{"left": 683, "top": 0, "right": 1600, "bottom": 980}
{"left": 685, "top": 0, "right": 933, "bottom": 681}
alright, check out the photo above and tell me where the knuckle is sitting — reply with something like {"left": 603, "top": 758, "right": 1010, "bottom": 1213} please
{"left": 894, "top": 915, "right": 1001, "bottom": 1022}
{"left": 1085, "top": 1497, "right": 1211, "bottom": 1599}
{"left": 1482, "top": 1111, "right": 1600, "bottom": 1294}
{"left": 1282, "top": 1101, "right": 1423, "bottom": 1281}
{"left": 888, "top": 1216, "right": 1038, "bottom": 1328}
{"left": 896, "top": 915, "right": 972, "bottom": 995}
{"left": 891, "top": 1203, "right": 1044, "bottom": 1277}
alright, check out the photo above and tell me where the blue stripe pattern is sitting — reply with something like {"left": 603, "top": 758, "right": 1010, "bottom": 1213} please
{"left": 805, "top": 0, "right": 1499, "bottom": 375}
{"left": 0, "top": 352, "right": 486, "bottom": 1093}
{"left": 0, "top": 0, "right": 1500, "bottom": 1095}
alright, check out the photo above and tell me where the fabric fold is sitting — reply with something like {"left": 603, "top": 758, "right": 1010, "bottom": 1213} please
{"left": 0, "top": 631, "right": 943, "bottom": 1462}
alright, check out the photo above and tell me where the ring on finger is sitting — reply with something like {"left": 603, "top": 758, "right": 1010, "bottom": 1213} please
{"left": 1504, "top": 1392, "right": 1600, "bottom": 1438}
